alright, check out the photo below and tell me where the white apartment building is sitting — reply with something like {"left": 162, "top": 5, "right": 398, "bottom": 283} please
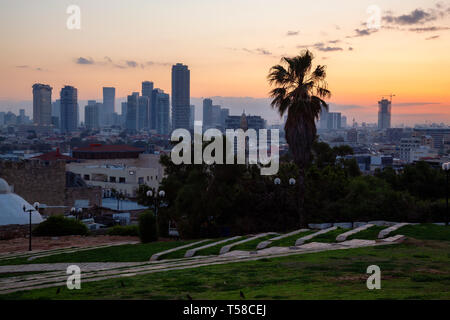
{"left": 66, "top": 154, "right": 164, "bottom": 198}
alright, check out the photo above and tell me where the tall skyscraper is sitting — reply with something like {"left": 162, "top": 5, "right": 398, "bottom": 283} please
{"left": 202, "top": 98, "right": 213, "bottom": 128}
{"left": 126, "top": 92, "right": 139, "bottom": 132}
{"left": 152, "top": 89, "right": 170, "bottom": 135}
{"left": 60, "top": 86, "right": 78, "bottom": 133}
{"left": 121, "top": 102, "right": 128, "bottom": 127}
{"left": 138, "top": 96, "right": 150, "bottom": 130}
{"left": 190, "top": 105, "right": 195, "bottom": 130}
{"left": 102, "top": 87, "right": 115, "bottom": 126}
{"left": 142, "top": 81, "right": 154, "bottom": 129}
{"left": 171, "top": 63, "right": 190, "bottom": 130}
{"left": 85, "top": 101, "right": 100, "bottom": 130}
{"left": 32, "top": 83, "right": 52, "bottom": 126}
{"left": 378, "top": 99, "right": 392, "bottom": 130}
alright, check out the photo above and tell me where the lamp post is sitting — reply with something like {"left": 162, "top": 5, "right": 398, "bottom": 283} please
{"left": 146, "top": 189, "right": 165, "bottom": 219}
{"left": 23, "top": 202, "right": 39, "bottom": 251}
{"left": 442, "top": 162, "right": 450, "bottom": 226}
{"left": 274, "top": 177, "right": 296, "bottom": 230}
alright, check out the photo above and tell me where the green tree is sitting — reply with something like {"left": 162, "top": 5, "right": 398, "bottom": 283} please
{"left": 268, "top": 50, "right": 331, "bottom": 226}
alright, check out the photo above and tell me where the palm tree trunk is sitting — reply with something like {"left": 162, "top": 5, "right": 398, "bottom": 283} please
{"left": 298, "top": 167, "right": 306, "bottom": 227}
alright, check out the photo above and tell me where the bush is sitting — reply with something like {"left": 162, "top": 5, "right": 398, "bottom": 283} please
{"left": 33, "top": 216, "right": 88, "bottom": 237}
{"left": 107, "top": 225, "right": 139, "bottom": 237}
{"left": 138, "top": 211, "right": 158, "bottom": 243}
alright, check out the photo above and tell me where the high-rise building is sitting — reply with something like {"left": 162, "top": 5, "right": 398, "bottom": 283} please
{"left": 341, "top": 116, "right": 347, "bottom": 128}
{"left": 138, "top": 96, "right": 150, "bottom": 130}
{"left": 171, "top": 63, "right": 190, "bottom": 130}
{"left": 220, "top": 108, "right": 230, "bottom": 129}
{"left": 142, "top": 81, "right": 154, "bottom": 129}
{"left": 32, "top": 83, "right": 52, "bottom": 126}
{"left": 327, "top": 112, "right": 342, "bottom": 130}
{"left": 51, "top": 99, "right": 61, "bottom": 128}
{"left": 121, "top": 102, "right": 128, "bottom": 127}
{"left": 152, "top": 89, "right": 170, "bottom": 135}
{"left": 85, "top": 101, "right": 100, "bottom": 130}
{"left": 102, "top": 87, "right": 115, "bottom": 126}
{"left": 319, "top": 106, "right": 328, "bottom": 130}
{"left": 378, "top": 99, "right": 391, "bottom": 130}
{"left": 202, "top": 98, "right": 213, "bottom": 128}
{"left": 126, "top": 92, "right": 139, "bottom": 132}
{"left": 60, "top": 86, "right": 78, "bottom": 133}
{"left": 190, "top": 105, "right": 195, "bottom": 130}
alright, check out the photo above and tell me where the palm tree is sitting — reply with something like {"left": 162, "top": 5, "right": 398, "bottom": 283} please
{"left": 268, "top": 50, "right": 331, "bottom": 226}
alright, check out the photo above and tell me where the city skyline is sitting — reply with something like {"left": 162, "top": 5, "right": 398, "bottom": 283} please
{"left": 0, "top": 0, "right": 449, "bottom": 126}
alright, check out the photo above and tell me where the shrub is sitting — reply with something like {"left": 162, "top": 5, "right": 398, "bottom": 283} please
{"left": 138, "top": 211, "right": 158, "bottom": 243}
{"left": 107, "top": 225, "right": 139, "bottom": 237}
{"left": 33, "top": 216, "right": 88, "bottom": 237}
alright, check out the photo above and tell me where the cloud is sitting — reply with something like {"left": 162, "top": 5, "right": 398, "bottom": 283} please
{"left": 350, "top": 28, "right": 378, "bottom": 37}
{"left": 76, "top": 57, "right": 95, "bottom": 65}
{"left": 297, "top": 41, "right": 344, "bottom": 52}
{"left": 15, "top": 65, "right": 44, "bottom": 71}
{"left": 348, "top": 47, "right": 354, "bottom": 51}
{"left": 409, "top": 26, "right": 450, "bottom": 32}
{"left": 426, "top": 35, "right": 440, "bottom": 40}
{"left": 394, "top": 102, "right": 441, "bottom": 107}
{"left": 125, "top": 60, "right": 138, "bottom": 68}
{"left": 242, "top": 48, "right": 272, "bottom": 56}
{"left": 286, "top": 30, "right": 299, "bottom": 36}
{"left": 383, "top": 9, "right": 437, "bottom": 25}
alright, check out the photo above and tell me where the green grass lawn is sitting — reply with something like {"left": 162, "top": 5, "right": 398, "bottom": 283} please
{"left": 304, "top": 228, "right": 350, "bottom": 244}
{"left": 392, "top": 224, "right": 450, "bottom": 241}
{"left": 347, "top": 226, "right": 388, "bottom": 240}
{"left": 232, "top": 235, "right": 277, "bottom": 251}
{"left": 0, "top": 240, "right": 198, "bottom": 265}
{"left": 2, "top": 238, "right": 449, "bottom": 300}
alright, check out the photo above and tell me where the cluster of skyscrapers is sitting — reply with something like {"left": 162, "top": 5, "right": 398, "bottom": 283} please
{"left": 31, "top": 63, "right": 193, "bottom": 136}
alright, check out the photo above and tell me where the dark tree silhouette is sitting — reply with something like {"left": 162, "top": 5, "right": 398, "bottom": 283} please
{"left": 268, "top": 50, "right": 331, "bottom": 226}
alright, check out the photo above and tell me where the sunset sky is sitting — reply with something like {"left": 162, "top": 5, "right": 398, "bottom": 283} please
{"left": 0, "top": 0, "right": 449, "bottom": 125}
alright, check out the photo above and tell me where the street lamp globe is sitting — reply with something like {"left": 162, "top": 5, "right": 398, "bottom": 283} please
{"left": 33, "top": 202, "right": 40, "bottom": 210}
{"left": 146, "top": 190, "right": 153, "bottom": 197}
{"left": 289, "top": 178, "right": 296, "bottom": 186}
{"left": 274, "top": 178, "right": 281, "bottom": 185}
{"left": 443, "top": 163, "right": 450, "bottom": 171}
{"left": 159, "top": 190, "right": 166, "bottom": 198}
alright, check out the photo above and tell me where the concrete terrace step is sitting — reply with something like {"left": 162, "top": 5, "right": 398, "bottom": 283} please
{"left": 185, "top": 236, "right": 242, "bottom": 258}
{"left": 220, "top": 233, "right": 278, "bottom": 254}
{"left": 295, "top": 226, "right": 338, "bottom": 246}
{"left": 336, "top": 224, "right": 375, "bottom": 242}
{"left": 150, "top": 240, "right": 210, "bottom": 261}
{"left": 256, "top": 229, "right": 310, "bottom": 250}
{"left": 378, "top": 223, "right": 410, "bottom": 239}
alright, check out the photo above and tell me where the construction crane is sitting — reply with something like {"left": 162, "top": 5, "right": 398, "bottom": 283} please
{"left": 381, "top": 94, "right": 396, "bottom": 102}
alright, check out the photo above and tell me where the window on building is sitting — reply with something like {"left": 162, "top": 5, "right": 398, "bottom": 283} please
{"left": 110, "top": 176, "right": 116, "bottom": 183}
{"left": 138, "top": 177, "right": 144, "bottom": 185}
{"left": 83, "top": 174, "right": 90, "bottom": 181}
{"left": 119, "top": 177, "right": 126, "bottom": 184}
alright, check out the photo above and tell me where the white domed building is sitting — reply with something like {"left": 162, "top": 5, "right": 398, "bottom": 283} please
{"left": 0, "top": 178, "right": 43, "bottom": 226}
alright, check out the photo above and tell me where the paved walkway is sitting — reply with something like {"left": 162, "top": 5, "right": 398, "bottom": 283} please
{"left": 0, "top": 236, "right": 405, "bottom": 295}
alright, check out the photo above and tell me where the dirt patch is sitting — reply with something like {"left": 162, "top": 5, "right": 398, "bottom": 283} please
{"left": 0, "top": 235, "right": 139, "bottom": 254}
